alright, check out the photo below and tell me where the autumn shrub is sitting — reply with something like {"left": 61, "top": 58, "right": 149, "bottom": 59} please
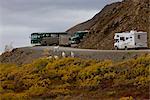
{"left": 119, "top": 96, "right": 134, "bottom": 100}
{"left": 0, "top": 55, "right": 149, "bottom": 99}
{"left": 31, "top": 58, "right": 49, "bottom": 70}
{"left": 26, "top": 85, "right": 48, "bottom": 97}
{"left": 113, "top": 55, "right": 150, "bottom": 88}
{"left": 0, "top": 92, "right": 30, "bottom": 100}
{"left": 77, "top": 60, "right": 112, "bottom": 88}
{"left": 61, "top": 65, "right": 81, "bottom": 82}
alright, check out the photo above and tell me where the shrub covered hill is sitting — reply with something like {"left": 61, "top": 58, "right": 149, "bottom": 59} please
{"left": 67, "top": 0, "right": 150, "bottom": 49}
{"left": 0, "top": 54, "right": 150, "bottom": 99}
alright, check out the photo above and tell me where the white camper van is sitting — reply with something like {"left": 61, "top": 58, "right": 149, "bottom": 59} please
{"left": 114, "top": 30, "right": 148, "bottom": 50}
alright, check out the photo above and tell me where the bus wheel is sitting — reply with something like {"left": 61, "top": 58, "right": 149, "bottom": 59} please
{"left": 44, "top": 41, "right": 47, "bottom": 46}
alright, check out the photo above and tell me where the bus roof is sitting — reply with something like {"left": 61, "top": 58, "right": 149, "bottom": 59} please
{"left": 31, "top": 32, "right": 68, "bottom": 35}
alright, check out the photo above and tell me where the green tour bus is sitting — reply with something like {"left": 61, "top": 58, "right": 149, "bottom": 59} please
{"left": 70, "top": 31, "right": 89, "bottom": 44}
{"left": 31, "top": 31, "right": 88, "bottom": 46}
{"left": 31, "top": 32, "right": 68, "bottom": 46}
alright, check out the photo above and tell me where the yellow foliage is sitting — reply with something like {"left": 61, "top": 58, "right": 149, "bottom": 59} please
{"left": 119, "top": 96, "right": 134, "bottom": 100}
{"left": 0, "top": 55, "right": 149, "bottom": 99}
{"left": 26, "top": 86, "right": 48, "bottom": 97}
{"left": 0, "top": 93, "right": 30, "bottom": 100}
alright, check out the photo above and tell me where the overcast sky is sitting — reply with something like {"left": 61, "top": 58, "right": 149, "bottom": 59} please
{"left": 0, "top": 0, "right": 121, "bottom": 53}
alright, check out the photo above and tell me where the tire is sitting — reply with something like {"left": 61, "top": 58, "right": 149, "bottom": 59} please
{"left": 125, "top": 46, "right": 128, "bottom": 50}
{"left": 41, "top": 41, "right": 47, "bottom": 46}
{"left": 115, "top": 46, "right": 118, "bottom": 50}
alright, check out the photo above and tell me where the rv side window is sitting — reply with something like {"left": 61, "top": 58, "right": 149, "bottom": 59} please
{"left": 126, "top": 37, "right": 129, "bottom": 40}
{"left": 138, "top": 35, "right": 140, "bottom": 39}
{"left": 117, "top": 35, "right": 119, "bottom": 37}
{"left": 115, "top": 39, "right": 119, "bottom": 42}
{"left": 120, "top": 37, "right": 125, "bottom": 41}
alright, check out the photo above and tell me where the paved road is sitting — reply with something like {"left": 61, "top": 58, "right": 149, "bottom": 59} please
{"left": 21, "top": 46, "right": 150, "bottom": 62}
{"left": 25, "top": 46, "right": 150, "bottom": 52}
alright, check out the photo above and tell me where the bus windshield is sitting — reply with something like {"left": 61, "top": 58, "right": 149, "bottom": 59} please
{"left": 31, "top": 35, "right": 40, "bottom": 39}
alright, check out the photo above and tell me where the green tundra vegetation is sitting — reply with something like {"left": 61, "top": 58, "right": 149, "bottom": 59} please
{"left": 0, "top": 54, "right": 150, "bottom": 100}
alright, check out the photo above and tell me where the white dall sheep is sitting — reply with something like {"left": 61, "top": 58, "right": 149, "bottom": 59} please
{"left": 53, "top": 46, "right": 59, "bottom": 52}
{"left": 54, "top": 55, "right": 59, "bottom": 59}
{"left": 71, "top": 51, "right": 75, "bottom": 58}
{"left": 47, "top": 56, "right": 53, "bottom": 59}
{"left": 62, "top": 52, "right": 66, "bottom": 58}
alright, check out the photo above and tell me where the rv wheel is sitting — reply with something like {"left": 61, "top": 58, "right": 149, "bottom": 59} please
{"left": 115, "top": 46, "right": 118, "bottom": 50}
{"left": 125, "top": 46, "right": 128, "bottom": 50}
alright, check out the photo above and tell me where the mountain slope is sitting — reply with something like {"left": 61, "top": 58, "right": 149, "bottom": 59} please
{"left": 67, "top": 0, "right": 150, "bottom": 49}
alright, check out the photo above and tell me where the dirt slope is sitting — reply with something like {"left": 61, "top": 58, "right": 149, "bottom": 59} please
{"left": 67, "top": 0, "right": 150, "bottom": 49}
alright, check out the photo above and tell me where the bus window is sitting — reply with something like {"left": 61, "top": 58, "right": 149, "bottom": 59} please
{"left": 37, "top": 36, "right": 40, "bottom": 38}
{"left": 46, "top": 34, "right": 50, "bottom": 37}
{"left": 51, "top": 34, "right": 58, "bottom": 37}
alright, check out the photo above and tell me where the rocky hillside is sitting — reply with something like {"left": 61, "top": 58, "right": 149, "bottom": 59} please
{"left": 67, "top": 0, "right": 150, "bottom": 49}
